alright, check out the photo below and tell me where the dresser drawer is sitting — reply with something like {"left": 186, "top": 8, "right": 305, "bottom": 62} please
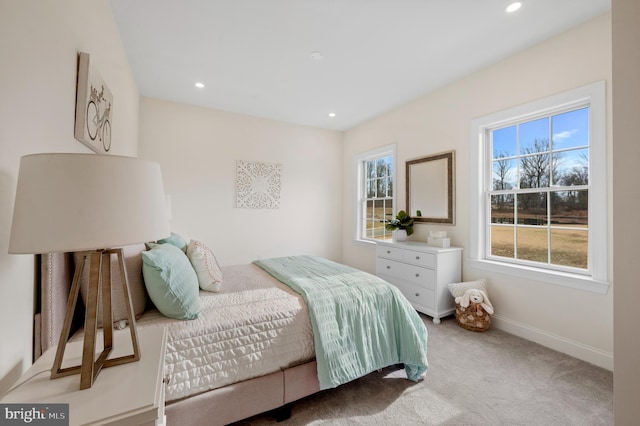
{"left": 376, "top": 244, "right": 403, "bottom": 261}
{"left": 376, "top": 259, "right": 435, "bottom": 290}
{"left": 401, "top": 264, "right": 435, "bottom": 289}
{"left": 402, "top": 249, "right": 435, "bottom": 268}
{"left": 390, "top": 279, "right": 435, "bottom": 310}
{"left": 376, "top": 258, "right": 400, "bottom": 276}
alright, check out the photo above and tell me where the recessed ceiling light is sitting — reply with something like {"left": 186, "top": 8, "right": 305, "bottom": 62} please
{"left": 328, "top": 112, "right": 336, "bottom": 118}
{"left": 310, "top": 51, "right": 324, "bottom": 60}
{"left": 195, "top": 82, "right": 205, "bottom": 88}
{"left": 506, "top": 2, "right": 522, "bottom": 13}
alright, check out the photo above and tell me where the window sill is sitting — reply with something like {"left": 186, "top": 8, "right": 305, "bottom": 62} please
{"left": 353, "top": 238, "right": 378, "bottom": 248}
{"left": 467, "top": 258, "right": 610, "bottom": 294}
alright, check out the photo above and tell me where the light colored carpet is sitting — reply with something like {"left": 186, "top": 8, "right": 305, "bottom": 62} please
{"left": 234, "top": 314, "right": 613, "bottom": 425}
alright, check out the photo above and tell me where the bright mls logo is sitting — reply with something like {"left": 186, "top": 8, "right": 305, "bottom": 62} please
{"left": 1, "top": 404, "right": 68, "bottom": 425}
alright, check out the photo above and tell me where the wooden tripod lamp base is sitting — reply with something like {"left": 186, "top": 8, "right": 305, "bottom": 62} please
{"left": 50, "top": 248, "right": 141, "bottom": 390}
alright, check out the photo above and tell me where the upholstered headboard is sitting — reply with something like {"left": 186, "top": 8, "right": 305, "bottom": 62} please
{"left": 36, "top": 245, "right": 149, "bottom": 358}
{"left": 36, "top": 253, "right": 76, "bottom": 357}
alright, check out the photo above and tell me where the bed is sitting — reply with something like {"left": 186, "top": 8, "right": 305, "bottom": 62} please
{"left": 36, "top": 243, "right": 428, "bottom": 425}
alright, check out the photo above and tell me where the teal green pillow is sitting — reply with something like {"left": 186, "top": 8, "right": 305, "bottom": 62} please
{"left": 157, "top": 232, "right": 188, "bottom": 253}
{"left": 142, "top": 243, "right": 200, "bottom": 320}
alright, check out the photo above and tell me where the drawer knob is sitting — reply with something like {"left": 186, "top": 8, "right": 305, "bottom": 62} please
{"left": 415, "top": 293, "right": 420, "bottom": 297}
{"left": 415, "top": 273, "right": 420, "bottom": 277}
{"left": 387, "top": 250, "right": 391, "bottom": 254}
{"left": 386, "top": 265, "right": 391, "bottom": 269}
{"left": 416, "top": 256, "right": 420, "bottom": 260}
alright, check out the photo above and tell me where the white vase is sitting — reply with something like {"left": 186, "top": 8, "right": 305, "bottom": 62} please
{"left": 393, "top": 229, "right": 408, "bottom": 242}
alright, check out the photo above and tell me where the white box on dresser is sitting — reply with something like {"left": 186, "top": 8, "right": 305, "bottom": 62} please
{"left": 376, "top": 241, "right": 462, "bottom": 324}
{"left": 1, "top": 326, "right": 167, "bottom": 426}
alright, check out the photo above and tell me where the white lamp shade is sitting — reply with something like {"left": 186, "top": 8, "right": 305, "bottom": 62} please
{"left": 9, "top": 153, "right": 171, "bottom": 254}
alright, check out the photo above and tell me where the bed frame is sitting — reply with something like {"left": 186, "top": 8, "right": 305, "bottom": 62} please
{"left": 37, "top": 253, "right": 321, "bottom": 425}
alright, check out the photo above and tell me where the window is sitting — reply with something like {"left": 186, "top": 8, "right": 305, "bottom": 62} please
{"left": 354, "top": 145, "right": 396, "bottom": 242}
{"left": 469, "top": 82, "right": 608, "bottom": 293}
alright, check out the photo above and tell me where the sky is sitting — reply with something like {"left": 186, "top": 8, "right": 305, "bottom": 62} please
{"left": 492, "top": 107, "right": 589, "bottom": 186}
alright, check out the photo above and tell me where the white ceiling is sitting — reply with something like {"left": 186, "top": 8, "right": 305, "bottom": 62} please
{"left": 109, "top": 0, "right": 610, "bottom": 131}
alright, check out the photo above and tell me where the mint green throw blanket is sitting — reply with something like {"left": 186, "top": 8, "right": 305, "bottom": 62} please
{"left": 253, "top": 255, "right": 428, "bottom": 390}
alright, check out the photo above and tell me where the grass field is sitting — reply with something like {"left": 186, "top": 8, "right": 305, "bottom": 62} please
{"left": 367, "top": 204, "right": 588, "bottom": 269}
{"left": 491, "top": 226, "right": 588, "bottom": 269}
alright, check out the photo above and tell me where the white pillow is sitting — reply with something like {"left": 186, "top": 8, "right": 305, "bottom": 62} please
{"left": 448, "top": 279, "right": 487, "bottom": 298}
{"left": 187, "top": 240, "right": 223, "bottom": 292}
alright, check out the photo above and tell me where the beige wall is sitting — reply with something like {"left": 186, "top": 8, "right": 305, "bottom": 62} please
{"left": 0, "top": 0, "right": 139, "bottom": 395}
{"left": 138, "top": 98, "right": 343, "bottom": 266}
{"left": 612, "top": 0, "right": 640, "bottom": 422}
{"left": 342, "top": 14, "right": 613, "bottom": 369}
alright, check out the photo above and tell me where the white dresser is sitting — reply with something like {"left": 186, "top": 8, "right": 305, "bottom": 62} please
{"left": 376, "top": 241, "right": 462, "bottom": 324}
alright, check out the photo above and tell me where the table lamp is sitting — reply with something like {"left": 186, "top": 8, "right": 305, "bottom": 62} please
{"left": 8, "top": 153, "right": 170, "bottom": 390}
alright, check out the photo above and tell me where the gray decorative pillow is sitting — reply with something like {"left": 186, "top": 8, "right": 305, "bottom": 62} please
{"left": 448, "top": 279, "right": 487, "bottom": 298}
{"left": 76, "top": 244, "right": 148, "bottom": 328}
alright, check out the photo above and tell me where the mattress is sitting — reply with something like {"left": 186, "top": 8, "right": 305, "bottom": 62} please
{"left": 136, "top": 263, "right": 315, "bottom": 402}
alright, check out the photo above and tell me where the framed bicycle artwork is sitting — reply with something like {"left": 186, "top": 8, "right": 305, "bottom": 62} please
{"left": 74, "top": 52, "right": 113, "bottom": 154}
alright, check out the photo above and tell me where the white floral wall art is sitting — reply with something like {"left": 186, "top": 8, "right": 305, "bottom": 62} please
{"left": 235, "top": 161, "right": 282, "bottom": 209}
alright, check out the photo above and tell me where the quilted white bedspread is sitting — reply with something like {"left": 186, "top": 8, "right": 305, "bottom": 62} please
{"left": 136, "top": 264, "right": 315, "bottom": 402}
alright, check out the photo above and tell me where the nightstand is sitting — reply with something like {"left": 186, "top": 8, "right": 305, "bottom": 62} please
{"left": 1, "top": 326, "right": 167, "bottom": 426}
{"left": 376, "top": 241, "right": 462, "bottom": 324}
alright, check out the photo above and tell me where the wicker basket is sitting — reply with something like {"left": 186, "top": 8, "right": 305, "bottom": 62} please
{"left": 455, "top": 302, "right": 491, "bottom": 332}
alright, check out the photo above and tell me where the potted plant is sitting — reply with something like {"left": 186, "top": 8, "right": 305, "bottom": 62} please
{"left": 385, "top": 210, "right": 414, "bottom": 241}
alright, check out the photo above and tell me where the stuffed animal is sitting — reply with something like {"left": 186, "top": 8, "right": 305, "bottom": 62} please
{"left": 455, "top": 288, "right": 494, "bottom": 315}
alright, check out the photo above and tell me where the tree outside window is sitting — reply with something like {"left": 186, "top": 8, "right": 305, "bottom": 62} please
{"left": 363, "top": 156, "right": 394, "bottom": 240}
{"left": 489, "top": 107, "right": 589, "bottom": 270}
{"left": 355, "top": 145, "right": 396, "bottom": 243}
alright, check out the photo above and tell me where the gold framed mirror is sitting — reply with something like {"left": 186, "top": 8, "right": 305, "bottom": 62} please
{"left": 406, "top": 150, "right": 455, "bottom": 224}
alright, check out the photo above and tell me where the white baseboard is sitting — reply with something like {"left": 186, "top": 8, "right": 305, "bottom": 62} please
{"left": 491, "top": 314, "right": 613, "bottom": 371}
